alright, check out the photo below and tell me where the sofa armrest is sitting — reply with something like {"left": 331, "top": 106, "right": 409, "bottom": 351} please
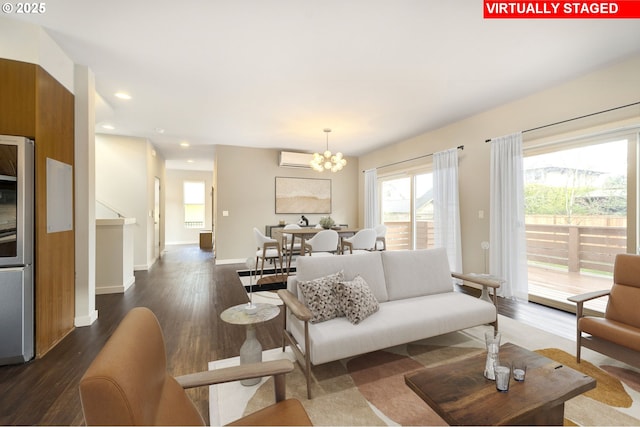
{"left": 451, "top": 272, "right": 501, "bottom": 289}
{"left": 277, "top": 289, "right": 312, "bottom": 322}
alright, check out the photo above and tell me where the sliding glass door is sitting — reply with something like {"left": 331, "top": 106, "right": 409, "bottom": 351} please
{"left": 524, "top": 131, "right": 637, "bottom": 312}
{"left": 380, "top": 172, "right": 434, "bottom": 250}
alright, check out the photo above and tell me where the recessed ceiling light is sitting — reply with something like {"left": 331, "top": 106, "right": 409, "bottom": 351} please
{"left": 187, "top": 159, "right": 194, "bottom": 163}
{"left": 101, "top": 124, "right": 115, "bottom": 130}
{"left": 180, "top": 141, "right": 190, "bottom": 147}
{"left": 114, "top": 92, "right": 132, "bottom": 100}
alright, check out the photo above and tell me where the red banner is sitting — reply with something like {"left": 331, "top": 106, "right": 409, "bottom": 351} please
{"left": 484, "top": 1, "right": 640, "bottom": 18}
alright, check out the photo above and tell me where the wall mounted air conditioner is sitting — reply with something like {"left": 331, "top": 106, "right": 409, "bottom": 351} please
{"left": 279, "top": 151, "right": 312, "bottom": 169}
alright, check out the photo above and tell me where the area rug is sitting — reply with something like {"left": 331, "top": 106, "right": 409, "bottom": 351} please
{"left": 237, "top": 266, "right": 295, "bottom": 291}
{"left": 236, "top": 267, "right": 290, "bottom": 305}
{"left": 209, "top": 315, "right": 640, "bottom": 426}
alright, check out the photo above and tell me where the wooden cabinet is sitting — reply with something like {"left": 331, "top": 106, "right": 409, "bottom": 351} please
{"left": 0, "top": 58, "right": 75, "bottom": 358}
{"left": 199, "top": 230, "right": 213, "bottom": 249}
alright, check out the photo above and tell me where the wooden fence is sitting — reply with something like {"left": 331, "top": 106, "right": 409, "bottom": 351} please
{"left": 526, "top": 224, "right": 626, "bottom": 274}
{"left": 383, "top": 221, "right": 434, "bottom": 251}
{"left": 383, "top": 220, "right": 625, "bottom": 275}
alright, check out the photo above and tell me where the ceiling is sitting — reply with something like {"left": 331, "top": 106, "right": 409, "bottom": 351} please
{"left": 10, "top": 1, "right": 640, "bottom": 171}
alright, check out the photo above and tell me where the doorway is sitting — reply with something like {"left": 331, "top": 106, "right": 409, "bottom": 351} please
{"left": 154, "top": 176, "right": 161, "bottom": 260}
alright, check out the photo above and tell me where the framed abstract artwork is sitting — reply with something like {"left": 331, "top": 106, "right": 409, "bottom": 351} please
{"left": 275, "top": 177, "right": 331, "bottom": 214}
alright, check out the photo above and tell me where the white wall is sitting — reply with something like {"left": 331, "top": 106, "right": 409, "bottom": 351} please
{"left": 359, "top": 54, "right": 640, "bottom": 275}
{"left": 0, "top": 16, "right": 74, "bottom": 93}
{"left": 95, "top": 134, "right": 166, "bottom": 270}
{"left": 165, "top": 169, "right": 214, "bottom": 245}
{"left": 74, "top": 64, "right": 98, "bottom": 327}
{"left": 214, "top": 145, "right": 359, "bottom": 261}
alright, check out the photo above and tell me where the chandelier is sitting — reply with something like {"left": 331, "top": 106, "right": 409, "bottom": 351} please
{"left": 310, "top": 128, "right": 347, "bottom": 172}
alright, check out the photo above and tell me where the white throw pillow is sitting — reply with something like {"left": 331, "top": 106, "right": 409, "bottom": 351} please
{"left": 297, "top": 271, "right": 344, "bottom": 323}
{"left": 336, "top": 275, "right": 379, "bottom": 324}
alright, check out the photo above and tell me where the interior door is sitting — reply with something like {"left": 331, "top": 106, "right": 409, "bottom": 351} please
{"left": 154, "top": 177, "right": 160, "bottom": 259}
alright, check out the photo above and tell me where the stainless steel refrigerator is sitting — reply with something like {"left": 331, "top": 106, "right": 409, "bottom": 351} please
{"left": 0, "top": 135, "right": 34, "bottom": 365}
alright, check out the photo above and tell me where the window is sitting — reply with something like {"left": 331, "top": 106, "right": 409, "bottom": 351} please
{"left": 184, "top": 181, "right": 205, "bottom": 229}
{"left": 380, "top": 171, "right": 434, "bottom": 250}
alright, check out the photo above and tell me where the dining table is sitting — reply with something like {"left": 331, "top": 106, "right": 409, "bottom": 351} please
{"left": 274, "top": 226, "right": 361, "bottom": 273}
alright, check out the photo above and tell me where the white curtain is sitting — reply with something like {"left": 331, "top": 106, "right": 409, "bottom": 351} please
{"left": 490, "top": 132, "right": 528, "bottom": 300}
{"left": 364, "top": 168, "right": 379, "bottom": 229}
{"left": 433, "top": 148, "right": 462, "bottom": 273}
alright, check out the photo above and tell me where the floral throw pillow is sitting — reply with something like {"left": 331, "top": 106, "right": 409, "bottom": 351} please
{"left": 336, "top": 275, "right": 379, "bottom": 324}
{"left": 297, "top": 271, "right": 344, "bottom": 323}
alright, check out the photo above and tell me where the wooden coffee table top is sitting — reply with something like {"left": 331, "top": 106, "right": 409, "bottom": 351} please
{"left": 405, "top": 342, "right": 595, "bottom": 426}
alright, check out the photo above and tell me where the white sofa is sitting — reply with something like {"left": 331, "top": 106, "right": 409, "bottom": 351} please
{"left": 278, "top": 248, "right": 500, "bottom": 398}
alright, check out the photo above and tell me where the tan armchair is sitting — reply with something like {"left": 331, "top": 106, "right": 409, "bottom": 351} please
{"left": 79, "top": 307, "right": 311, "bottom": 426}
{"left": 567, "top": 253, "right": 640, "bottom": 369}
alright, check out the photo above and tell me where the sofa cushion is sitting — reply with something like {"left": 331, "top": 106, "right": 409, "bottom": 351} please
{"left": 294, "top": 251, "right": 389, "bottom": 302}
{"left": 287, "top": 292, "right": 496, "bottom": 365}
{"left": 382, "top": 248, "right": 453, "bottom": 301}
{"left": 336, "top": 276, "right": 379, "bottom": 324}
{"left": 579, "top": 316, "right": 640, "bottom": 352}
{"left": 297, "top": 271, "right": 344, "bottom": 323}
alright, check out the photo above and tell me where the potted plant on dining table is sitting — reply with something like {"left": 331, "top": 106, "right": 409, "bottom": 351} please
{"left": 319, "top": 216, "right": 336, "bottom": 229}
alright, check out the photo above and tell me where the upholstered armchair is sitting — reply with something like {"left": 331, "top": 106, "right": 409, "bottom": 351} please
{"left": 567, "top": 253, "right": 640, "bottom": 369}
{"left": 79, "top": 307, "right": 311, "bottom": 426}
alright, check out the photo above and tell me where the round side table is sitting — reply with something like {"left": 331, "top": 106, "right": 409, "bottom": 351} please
{"left": 220, "top": 303, "right": 280, "bottom": 386}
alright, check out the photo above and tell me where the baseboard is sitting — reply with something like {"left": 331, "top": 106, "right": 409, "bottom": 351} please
{"left": 216, "top": 258, "right": 246, "bottom": 265}
{"left": 96, "top": 276, "right": 135, "bottom": 295}
{"left": 74, "top": 310, "right": 98, "bottom": 327}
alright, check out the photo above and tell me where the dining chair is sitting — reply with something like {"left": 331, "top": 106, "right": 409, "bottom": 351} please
{"left": 302, "top": 229, "right": 339, "bottom": 256}
{"left": 374, "top": 224, "right": 387, "bottom": 251}
{"left": 341, "top": 228, "right": 377, "bottom": 254}
{"left": 281, "top": 224, "right": 302, "bottom": 270}
{"left": 254, "top": 227, "right": 283, "bottom": 278}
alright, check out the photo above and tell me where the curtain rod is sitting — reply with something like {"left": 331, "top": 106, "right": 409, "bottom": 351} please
{"left": 363, "top": 145, "right": 464, "bottom": 172}
{"left": 484, "top": 101, "right": 640, "bottom": 143}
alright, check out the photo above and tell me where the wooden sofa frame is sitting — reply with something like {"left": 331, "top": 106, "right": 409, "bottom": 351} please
{"left": 278, "top": 272, "right": 500, "bottom": 399}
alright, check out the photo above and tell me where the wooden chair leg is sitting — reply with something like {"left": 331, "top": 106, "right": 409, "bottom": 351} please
{"left": 576, "top": 333, "right": 582, "bottom": 363}
{"left": 575, "top": 301, "right": 583, "bottom": 363}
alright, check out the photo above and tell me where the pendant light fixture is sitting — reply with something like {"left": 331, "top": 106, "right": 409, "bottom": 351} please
{"left": 310, "top": 128, "right": 347, "bottom": 172}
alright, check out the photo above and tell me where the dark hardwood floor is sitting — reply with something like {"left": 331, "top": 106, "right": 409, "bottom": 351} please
{"left": 0, "top": 244, "right": 577, "bottom": 425}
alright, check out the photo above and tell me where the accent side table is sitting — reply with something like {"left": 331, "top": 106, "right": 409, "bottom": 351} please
{"left": 220, "top": 303, "right": 280, "bottom": 386}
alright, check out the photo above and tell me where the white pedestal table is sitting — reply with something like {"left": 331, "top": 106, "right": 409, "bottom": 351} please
{"left": 220, "top": 303, "right": 280, "bottom": 386}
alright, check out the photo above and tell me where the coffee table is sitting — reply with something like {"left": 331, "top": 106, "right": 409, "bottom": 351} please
{"left": 405, "top": 342, "right": 595, "bottom": 426}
